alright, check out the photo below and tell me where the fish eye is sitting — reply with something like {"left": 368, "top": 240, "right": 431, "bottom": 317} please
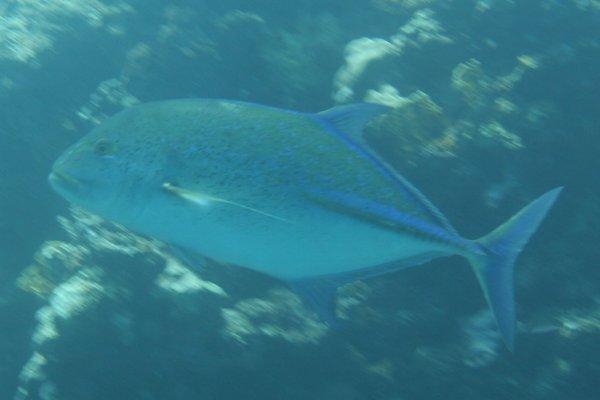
{"left": 94, "top": 139, "right": 116, "bottom": 157}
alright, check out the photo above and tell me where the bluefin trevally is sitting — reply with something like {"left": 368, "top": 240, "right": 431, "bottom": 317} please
{"left": 49, "top": 99, "right": 562, "bottom": 350}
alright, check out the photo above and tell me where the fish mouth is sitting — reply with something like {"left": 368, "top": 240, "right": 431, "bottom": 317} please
{"left": 48, "top": 170, "right": 82, "bottom": 194}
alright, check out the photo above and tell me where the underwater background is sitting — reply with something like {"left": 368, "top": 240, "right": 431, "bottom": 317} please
{"left": 0, "top": 0, "right": 599, "bottom": 399}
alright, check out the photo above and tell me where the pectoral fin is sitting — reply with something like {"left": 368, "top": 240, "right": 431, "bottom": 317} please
{"left": 162, "top": 182, "right": 291, "bottom": 223}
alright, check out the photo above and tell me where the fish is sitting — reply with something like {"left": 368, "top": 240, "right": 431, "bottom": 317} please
{"left": 49, "top": 99, "right": 562, "bottom": 350}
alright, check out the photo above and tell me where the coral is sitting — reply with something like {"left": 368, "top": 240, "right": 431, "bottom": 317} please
{"left": 364, "top": 84, "right": 409, "bottom": 108}
{"left": 494, "top": 97, "right": 518, "bottom": 115}
{"left": 451, "top": 56, "right": 539, "bottom": 111}
{"left": 17, "top": 242, "right": 89, "bottom": 298}
{"left": 366, "top": 90, "right": 456, "bottom": 161}
{"left": 32, "top": 268, "right": 105, "bottom": 345}
{"left": 495, "top": 55, "right": 540, "bottom": 92}
{"left": 557, "top": 303, "right": 600, "bottom": 338}
{"left": 451, "top": 58, "right": 491, "bottom": 110}
{"left": 260, "top": 13, "right": 343, "bottom": 107}
{"left": 333, "top": 38, "right": 399, "bottom": 103}
{"left": 57, "top": 207, "right": 166, "bottom": 257}
{"left": 215, "top": 10, "right": 265, "bottom": 29}
{"left": 222, "top": 289, "right": 327, "bottom": 345}
{"left": 571, "top": 0, "right": 600, "bottom": 11}
{"left": 155, "top": 257, "right": 226, "bottom": 297}
{"left": 47, "top": 269, "right": 105, "bottom": 321}
{"left": 16, "top": 267, "right": 106, "bottom": 400}
{"left": 77, "top": 78, "right": 140, "bottom": 125}
{"left": 13, "top": 352, "right": 48, "bottom": 400}
{"left": 336, "top": 281, "right": 373, "bottom": 322}
{"left": 478, "top": 120, "right": 523, "bottom": 150}
{"left": 333, "top": 9, "right": 450, "bottom": 103}
{"left": 460, "top": 310, "right": 501, "bottom": 368}
{"left": 364, "top": 84, "right": 522, "bottom": 161}
{"left": 449, "top": 58, "right": 528, "bottom": 152}
{"left": 0, "top": 0, "right": 134, "bottom": 64}
{"left": 372, "top": 0, "right": 438, "bottom": 14}
{"left": 394, "top": 8, "right": 451, "bottom": 46}
{"left": 156, "top": 5, "right": 219, "bottom": 60}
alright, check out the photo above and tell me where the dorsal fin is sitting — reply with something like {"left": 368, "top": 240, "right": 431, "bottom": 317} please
{"left": 314, "top": 103, "right": 458, "bottom": 236}
{"left": 318, "top": 103, "right": 391, "bottom": 137}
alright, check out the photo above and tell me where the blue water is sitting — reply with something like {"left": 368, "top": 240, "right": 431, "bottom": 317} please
{"left": 1, "top": 1, "right": 599, "bottom": 399}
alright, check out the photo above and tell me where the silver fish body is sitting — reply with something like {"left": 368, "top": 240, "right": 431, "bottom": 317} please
{"left": 50, "top": 99, "right": 562, "bottom": 350}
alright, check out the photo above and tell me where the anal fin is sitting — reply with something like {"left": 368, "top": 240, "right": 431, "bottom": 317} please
{"left": 290, "top": 277, "right": 346, "bottom": 327}
{"left": 168, "top": 245, "right": 207, "bottom": 274}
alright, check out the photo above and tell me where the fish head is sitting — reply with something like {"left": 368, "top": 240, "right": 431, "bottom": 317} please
{"left": 49, "top": 109, "right": 158, "bottom": 219}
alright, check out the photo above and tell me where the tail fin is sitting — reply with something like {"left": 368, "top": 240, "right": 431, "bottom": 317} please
{"left": 467, "top": 187, "right": 563, "bottom": 351}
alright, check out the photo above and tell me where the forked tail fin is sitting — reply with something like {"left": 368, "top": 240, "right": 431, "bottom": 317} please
{"left": 467, "top": 187, "right": 563, "bottom": 351}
